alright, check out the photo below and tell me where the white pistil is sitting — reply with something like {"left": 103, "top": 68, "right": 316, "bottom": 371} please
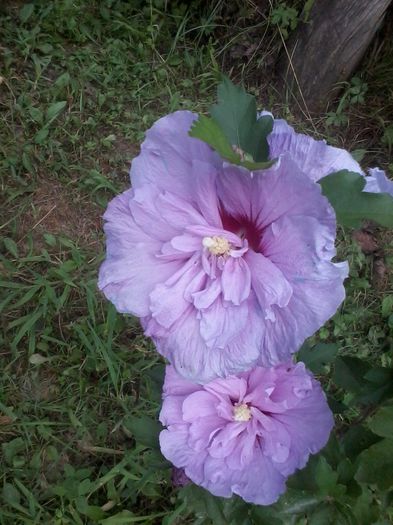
{"left": 233, "top": 403, "right": 251, "bottom": 422}
{"left": 202, "top": 236, "right": 231, "bottom": 256}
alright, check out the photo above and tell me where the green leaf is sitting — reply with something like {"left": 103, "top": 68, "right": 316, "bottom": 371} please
{"left": 333, "top": 356, "right": 370, "bottom": 393}
{"left": 367, "top": 402, "right": 393, "bottom": 438}
{"left": 308, "top": 505, "right": 335, "bottom": 525}
{"left": 211, "top": 77, "right": 257, "bottom": 151}
{"left": 19, "top": 3, "right": 34, "bottom": 23}
{"left": 123, "top": 415, "right": 161, "bottom": 449}
{"left": 37, "top": 43, "right": 53, "bottom": 54}
{"left": 250, "top": 506, "right": 283, "bottom": 524}
{"left": 28, "top": 106, "right": 44, "bottom": 124}
{"left": 210, "top": 76, "right": 273, "bottom": 162}
{"left": 189, "top": 115, "right": 275, "bottom": 170}
{"left": 247, "top": 115, "right": 274, "bottom": 163}
{"left": 297, "top": 342, "right": 338, "bottom": 373}
{"left": 342, "top": 425, "right": 381, "bottom": 460}
{"left": 381, "top": 295, "right": 393, "bottom": 318}
{"left": 319, "top": 170, "right": 393, "bottom": 228}
{"left": 351, "top": 149, "right": 367, "bottom": 162}
{"left": 352, "top": 487, "right": 380, "bottom": 525}
{"left": 55, "top": 72, "right": 71, "bottom": 88}
{"left": 356, "top": 438, "right": 393, "bottom": 489}
{"left": 46, "top": 101, "right": 67, "bottom": 122}
{"left": 315, "top": 457, "right": 339, "bottom": 496}
{"left": 35, "top": 126, "right": 49, "bottom": 144}
{"left": 189, "top": 115, "right": 239, "bottom": 162}
{"left": 2, "top": 437, "right": 26, "bottom": 465}
{"left": 29, "top": 353, "right": 50, "bottom": 365}
{"left": 178, "top": 485, "right": 227, "bottom": 525}
{"left": 2, "top": 483, "right": 21, "bottom": 507}
{"left": 274, "top": 489, "right": 322, "bottom": 515}
{"left": 334, "top": 357, "right": 393, "bottom": 405}
{"left": 75, "top": 496, "right": 105, "bottom": 520}
{"left": 3, "top": 237, "right": 18, "bottom": 257}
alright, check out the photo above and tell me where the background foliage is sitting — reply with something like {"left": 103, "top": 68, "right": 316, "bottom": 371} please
{"left": 1, "top": 0, "right": 393, "bottom": 523}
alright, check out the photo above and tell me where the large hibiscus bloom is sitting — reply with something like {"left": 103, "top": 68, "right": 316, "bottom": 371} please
{"left": 159, "top": 363, "right": 333, "bottom": 505}
{"left": 99, "top": 111, "right": 348, "bottom": 382}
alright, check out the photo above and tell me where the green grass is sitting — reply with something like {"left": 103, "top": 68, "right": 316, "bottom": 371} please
{"left": 1, "top": 1, "right": 393, "bottom": 523}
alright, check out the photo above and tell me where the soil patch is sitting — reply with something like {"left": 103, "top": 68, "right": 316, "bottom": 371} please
{"left": 17, "top": 179, "right": 103, "bottom": 252}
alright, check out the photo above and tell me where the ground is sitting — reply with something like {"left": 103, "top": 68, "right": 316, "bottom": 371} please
{"left": 1, "top": 1, "right": 393, "bottom": 524}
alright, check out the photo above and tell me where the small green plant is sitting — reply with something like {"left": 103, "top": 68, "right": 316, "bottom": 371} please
{"left": 326, "top": 76, "right": 368, "bottom": 127}
{"left": 271, "top": 2, "right": 299, "bottom": 39}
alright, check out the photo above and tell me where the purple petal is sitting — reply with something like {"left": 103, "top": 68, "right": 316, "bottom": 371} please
{"left": 268, "top": 117, "right": 363, "bottom": 182}
{"left": 149, "top": 256, "right": 201, "bottom": 329}
{"left": 221, "top": 257, "right": 251, "bottom": 305}
{"left": 199, "top": 297, "right": 249, "bottom": 348}
{"left": 364, "top": 167, "right": 393, "bottom": 196}
{"left": 182, "top": 391, "right": 218, "bottom": 421}
{"left": 245, "top": 249, "right": 292, "bottom": 312}
{"left": 131, "top": 111, "right": 221, "bottom": 198}
{"left": 163, "top": 365, "right": 201, "bottom": 397}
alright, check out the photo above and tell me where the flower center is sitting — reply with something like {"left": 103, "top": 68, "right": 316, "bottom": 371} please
{"left": 233, "top": 403, "right": 251, "bottom": 422}
{"left": 202, "top": 236, "right": 231, "bottom": 256}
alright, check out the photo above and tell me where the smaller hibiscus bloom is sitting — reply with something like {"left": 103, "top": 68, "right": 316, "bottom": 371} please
{"left": 159, "top": 363, "right": 333, "bottom": 505}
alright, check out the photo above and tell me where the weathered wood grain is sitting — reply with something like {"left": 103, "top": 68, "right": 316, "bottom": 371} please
{"left": 278, "top": 0, "right": 392, "bottom": 112}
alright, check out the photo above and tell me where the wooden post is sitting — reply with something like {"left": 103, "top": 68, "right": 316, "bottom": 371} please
{"left": 278, "top": 0, "right": 392, "bottom": 113}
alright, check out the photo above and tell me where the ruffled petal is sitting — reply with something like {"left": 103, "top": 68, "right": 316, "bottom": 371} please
{"left": 130, "top": 111, "right": 221, "bottom": 199}
{"left": 199, "top": 297, "right": 249, "bottom": 348}
{"left": 149, "top": 256, "right": 202, "bottom": 330}
{"left": 191, "top": 159, "right": 222, "bottom": 227}
{"left": 268, "top": 117, "right": 362, "bottom": 182}
{"left": 98, "top": 250, "right": 181, "bottom": 317}
{"left": 162, "top": 365, "right": 201, "bottom": 397}
{"left": 273, "top": 377, "right": 334, "bottom": 473}
{"left": 231, "top": 449, "right": 287, "bottom": 505}
{"left": 182, "top": 391, "right": 218, "bottom": 421}
{"left": 245, "top": 249, "right": 292, "bottom": 314}
{"left": 159, "top": 424, "right": 195, "bottom": 467}
{"left": 217, "top": 156, "right": 336, "bottom": 235}
{"left": 364, "top": 167, "right": 393, "bottom": 196}
{"left": 221, "top": 257, "right": 251, "bottom": 305}
{"left": 154, "top": 300, "right": 262, "bottom": 384}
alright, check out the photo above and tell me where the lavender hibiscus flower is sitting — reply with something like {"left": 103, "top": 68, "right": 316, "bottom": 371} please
{"left": 99, "top": 111, "right": 348, "bottom": 382}
{"left": 159, "top": 363, "right": 333, "bottom": 505}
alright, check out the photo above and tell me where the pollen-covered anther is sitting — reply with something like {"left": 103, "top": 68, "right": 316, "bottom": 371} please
{"left": 233, "top": 403, "right": 252, "bottom": 422}
{"left": 202, "top": 235, "right": 231, "bottom": 256}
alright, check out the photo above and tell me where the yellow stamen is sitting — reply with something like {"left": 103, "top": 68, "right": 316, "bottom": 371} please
{"left": 202, "top": 236, "right": 231, "bottom": 256}
{"left": 233, "top": 403, "right": 251, "bottom": 422}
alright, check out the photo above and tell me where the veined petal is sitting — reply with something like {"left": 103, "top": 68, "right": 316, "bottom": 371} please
{"left": 182, "top": 391, "right": 218, "bottom": 421}
{"left": 191, "top": 159, "right": 222, "bottom": 227}
{"left": 131, "top": 111, "right": 221, "bottom": 198}
{"left": 221, "top": 257, "right": 251, "bottom": 305}
{"left": 245, "top": 250, "right": 292, "bottom": 310}
{"left": 267, "top": 117, "right": 363, "bottom": 182}
{"left": 149, "top": 256, "right": 201, "bottom": 329}
{"left": 199, "top": 297, "right": 248, "bottom": 348}
{"left": 192, "top": 278, "right": 221, "bottom": 309}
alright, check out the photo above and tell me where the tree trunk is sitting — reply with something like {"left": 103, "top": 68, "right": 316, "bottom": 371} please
{"left": 277, "top": 0, "right": 392, "bottom": 113}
